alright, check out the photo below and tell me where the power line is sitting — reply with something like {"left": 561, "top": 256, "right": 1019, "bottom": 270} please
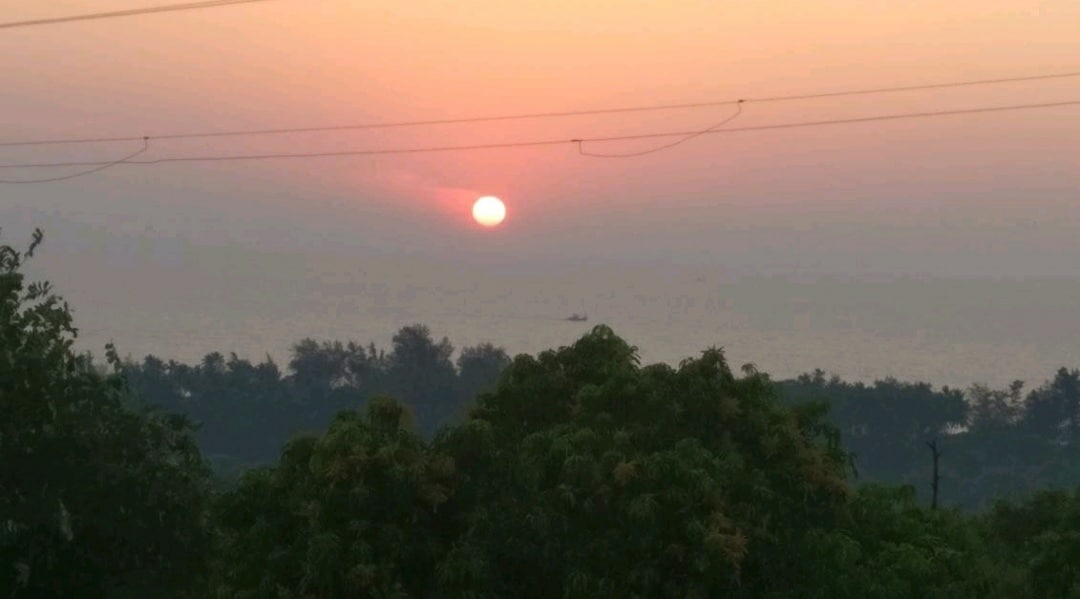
{"left": 0, "top": 0, "right": 278, "bottom": 30}
{"left": 0, "top": 138, "right": 150, "bottom": 184}
{"left": 578, "top": 101, "right": 744, "bottom": 158}
{"left": 2, "top": 69, "right": 1078, "bottom": 148}
{"left": 1, "top": 100, "right": 1076, "bottom": 176}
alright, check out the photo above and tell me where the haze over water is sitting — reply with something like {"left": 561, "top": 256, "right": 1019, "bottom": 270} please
{"left": 21, "top": 218, "right": 1077, "bottom": 390}
{"left": 3, "top": 1, "right": 1079, "bottom": 390}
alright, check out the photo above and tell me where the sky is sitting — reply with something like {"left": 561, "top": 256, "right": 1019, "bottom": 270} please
{"left": 2, "top": 1, "right": 1078, "bottom": 269}
{"left": 1, "top": 1, "right": 1080, "bottom": 381}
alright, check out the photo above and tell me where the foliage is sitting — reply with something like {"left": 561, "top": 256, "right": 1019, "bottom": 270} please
{"left": 125, "top": 323, "right": 1080, "bottom": 513}
{"left": 0, "top": 229, "right": 211, "bottom": 598}
{"left": 984, "top": 487, "right": 1080, "bottom": 598}
{"left": 779, "top": 369, "right": 1080, "bottom": 510}
{"left": 211, "top": 325, "right": 1080, "bottom": 598}
{"left": 790, "top": 484, "right": 999, "bottom": 598}
{"left": 7, "top": 228, "right": 1080, "bottom": 596}
{"left": 215, "top": 327, "right": 855, "bottom": 597}
{"left": 440, "top": 327, "right": 853, "bottom": 597}
{"left": 123, "top": 328, "right": 511, "bottom": 465}
{"left": 213, "top": 397, "right": 455, "bottom": 598}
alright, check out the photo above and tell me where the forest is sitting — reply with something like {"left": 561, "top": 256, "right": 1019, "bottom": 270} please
{"left": 4, "top": 230, "right": 1080, "bottom": 598}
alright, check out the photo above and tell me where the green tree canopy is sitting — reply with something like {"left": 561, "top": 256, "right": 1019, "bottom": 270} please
{"left": 0, "top": 229, "right": 211, "bottom": 598}
{"left": 213, "top": 396, "right": 455, "bottom": 598}
{"left": 437, "top": 326, "right": 855, "bottom": 597}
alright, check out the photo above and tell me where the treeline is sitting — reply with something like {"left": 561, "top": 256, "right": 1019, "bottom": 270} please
{"left": 208, "top": 337, "right": 1080, "bottom": 598}
{"left": 123, "top": 333, "right": 1080, "bottom": 510}
{"left": 780, "top": 369, "right": 1080, "bottom": 509}
{"left": 5, "top": 230, "right": 1080, "bottom": 597}
{"left": 121, "top": 328, "right": 510, "bottom": 472}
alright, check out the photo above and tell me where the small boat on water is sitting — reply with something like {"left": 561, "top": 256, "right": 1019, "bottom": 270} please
{"left": 564, "top": 300, "right": 588, "bottom": 322}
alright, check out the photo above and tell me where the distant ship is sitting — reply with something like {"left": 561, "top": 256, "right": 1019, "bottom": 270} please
{"left": 565, "top": 301, "right": 588, "bottom": 322}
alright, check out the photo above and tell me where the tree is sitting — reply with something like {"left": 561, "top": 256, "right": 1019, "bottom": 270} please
{"left": 0, "top": 229, "right": 211, "bottom": 597}
{"left": 985, "top": 487, "right": 1080, "bottom": 598}
{"left": 438, "top": 325, "right": 854, "bottom": 598}
{"left": 386, "top": 324, "right": 457, "bottom": 436}
{"left": 967, "top": 381, "right": 1024, "bottom": 432}
{"left": 779, "top": 373, "right": 968, "bottom": 501}
{"left": 213, "top": 397, "right": 455, "bottom": 598}
{"left": 1022, "top": 368, "right": 1080, "bottom": 443}
{"left": 455, "top": 342, "right": 510, "bottom": 405}
{"left": 288, "top": 338, "right": 350, "bottom": 404}
{"left": 208, "top": 323, "right": 1080, "bottom": 597}
{"left": 791, "top": 484, "right": 999, "bottom": 598}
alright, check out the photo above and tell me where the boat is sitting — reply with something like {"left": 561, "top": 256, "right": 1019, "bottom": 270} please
{"left": 565, "top": 300, "right": 588, "bottom": 322}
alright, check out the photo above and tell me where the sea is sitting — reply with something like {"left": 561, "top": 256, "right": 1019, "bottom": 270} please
{"left": 42, "top": 237, "right": 1080, "bottom": 392}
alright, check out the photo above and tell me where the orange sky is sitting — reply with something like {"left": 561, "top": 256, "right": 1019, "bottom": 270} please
{"left": 2, "top": 1, "right": 1079, "bottom": 274}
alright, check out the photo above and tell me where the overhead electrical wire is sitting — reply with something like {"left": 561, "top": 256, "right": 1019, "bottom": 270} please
{"left": 0, "top": 138, "right": 150, "bottom": 184}
{"left": 0, "top": 0, "right": 278, "bottom": 30}
{"left": 577, "top": 101, "right": 744, "bottom": 158}
{"left": 0, "top": 100, "right": 1077, "bottom": 179}
{"left": 2, "top": 69, "right": 1079, "bottom": 148}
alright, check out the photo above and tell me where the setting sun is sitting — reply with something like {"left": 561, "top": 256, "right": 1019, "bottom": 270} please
{"left": 472, "top": 196, "right": 506, "bottom": 227}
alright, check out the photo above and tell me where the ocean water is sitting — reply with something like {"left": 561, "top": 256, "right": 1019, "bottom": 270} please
{"left": 48, "top": 242, "right": 1080, "bottom": 391}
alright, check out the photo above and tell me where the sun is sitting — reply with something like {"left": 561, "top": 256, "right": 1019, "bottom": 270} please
{"left": 472, "top": 195, "right": 506, "bottom": 227}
